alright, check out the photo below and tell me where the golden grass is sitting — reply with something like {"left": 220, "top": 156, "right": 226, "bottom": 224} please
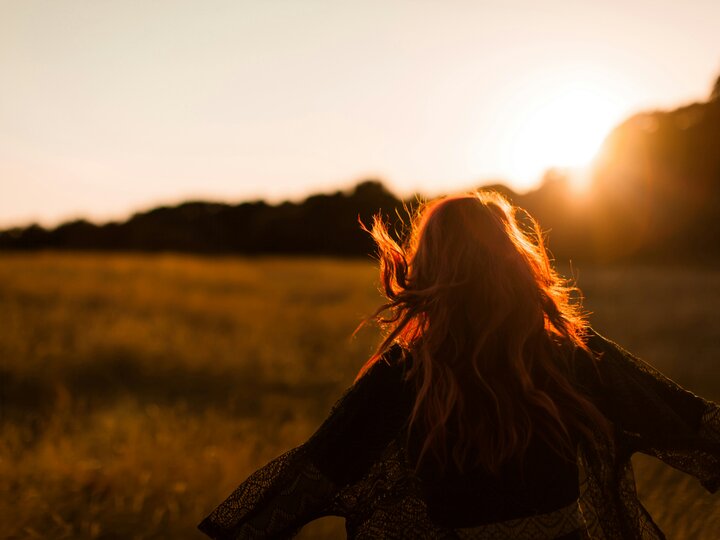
{"left": 0, "top": 252, "right": 718, "bottom": 539}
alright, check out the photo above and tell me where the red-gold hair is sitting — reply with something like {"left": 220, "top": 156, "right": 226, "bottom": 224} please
{"left": 359, "top": 191, "right": 612, "bottom": 473}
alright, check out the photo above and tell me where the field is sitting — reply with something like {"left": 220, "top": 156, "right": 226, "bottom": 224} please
{"left": 1, "top": 252, "right": 718, "bottom": 539}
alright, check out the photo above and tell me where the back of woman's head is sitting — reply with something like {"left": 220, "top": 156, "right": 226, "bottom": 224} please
{"left": 361, "top": 191, "right": 611, "bottom": 473}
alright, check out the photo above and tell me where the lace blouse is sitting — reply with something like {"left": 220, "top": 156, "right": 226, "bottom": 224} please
{"left": 198, "top": 330, "right": 720, "bottom": 539}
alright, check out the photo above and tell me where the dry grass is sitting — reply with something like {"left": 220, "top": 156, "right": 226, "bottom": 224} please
{"left": 0, "top": 252, "right": 718, "bottom": 539}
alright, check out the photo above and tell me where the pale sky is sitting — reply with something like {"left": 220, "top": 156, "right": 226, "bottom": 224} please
{"left": 1, "top": 0, "right": 719, "bottom": 227}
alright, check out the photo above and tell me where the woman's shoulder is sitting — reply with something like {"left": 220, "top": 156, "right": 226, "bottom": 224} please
{"left": 578, "top": 328, "right": 676, "bottom": 389}
{"left": 359, "top": 344, "right": 412, "bottom": 382}
{"left": 347, "top": 345, "right": 414, "bottom": 420}
{"left": 583, "top": 328, "right": 634, "bottom": 361}
{"left": 559, "top": 328, "right": 645, "bottom": 407}
{"left": 568, "top": 328, "right": 635, "bottom": 377}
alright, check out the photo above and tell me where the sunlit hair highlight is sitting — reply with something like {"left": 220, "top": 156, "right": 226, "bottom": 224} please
{"left": 359, "top": 191, "right": 612, "bottom": 473}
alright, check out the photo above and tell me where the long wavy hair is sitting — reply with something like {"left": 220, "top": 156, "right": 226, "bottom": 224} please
{"left": 359, "top": 191, "right": 612, "bottom": 473}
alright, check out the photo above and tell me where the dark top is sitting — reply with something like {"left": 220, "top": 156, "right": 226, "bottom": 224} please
{"left": 198, "top": 330, "right": 720, "bottom": 539}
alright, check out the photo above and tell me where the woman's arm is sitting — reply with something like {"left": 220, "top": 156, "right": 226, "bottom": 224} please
{"left": 197, "top": 444, "right": 336, "bottom": 539}
{"left": 584, "top": 330, "right": 720, "bottom": 493}
{"left": 198, "top": 347, "right": 411, "bottom": 539}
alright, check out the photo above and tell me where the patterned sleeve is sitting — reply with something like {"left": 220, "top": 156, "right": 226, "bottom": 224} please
{"left": 197, "top": 445, "right": 334, "bottom": 539}
{"left": 197, "top": 348, "right": 411, "bottom": 539}
{"left": 585, "top": 330, "right": 720, "bottom": 493}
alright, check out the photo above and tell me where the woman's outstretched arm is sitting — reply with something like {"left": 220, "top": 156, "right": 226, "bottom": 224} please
{"left": 197, "top": 444, "right": 336, "bottom": 539}
{"left": 198, "top": 347, "right": 411, "bottom": 539}
{"left": 584, "top": 329, "right": 720, "bottom": 493}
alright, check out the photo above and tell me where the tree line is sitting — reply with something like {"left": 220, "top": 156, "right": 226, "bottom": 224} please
{"left": 2, "top": 76, "right": 719, "bottom": 263}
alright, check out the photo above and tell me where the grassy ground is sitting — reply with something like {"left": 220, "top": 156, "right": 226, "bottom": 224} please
{"left": 0, "top": 252, "right": 718, "bottom": 539}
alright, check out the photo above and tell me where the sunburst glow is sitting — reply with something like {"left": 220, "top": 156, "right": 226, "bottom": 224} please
{"left": 499, "top": 79, "right": 626, "bottom": 192}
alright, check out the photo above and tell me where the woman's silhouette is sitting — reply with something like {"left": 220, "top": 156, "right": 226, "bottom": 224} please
{"left": 199, "top": 191, "right": 719, "bottom": 539}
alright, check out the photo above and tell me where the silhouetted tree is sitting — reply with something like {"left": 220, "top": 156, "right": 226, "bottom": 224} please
{"left": 711, "top": 73, "right": 720, "bottom": 102}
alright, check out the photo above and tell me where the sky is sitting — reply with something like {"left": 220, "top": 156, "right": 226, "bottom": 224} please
{"left": 1, "top": 0, "right": 719, "bottom": 228}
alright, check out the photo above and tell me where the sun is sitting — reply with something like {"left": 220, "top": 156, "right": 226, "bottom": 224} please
{"left": 501, "top": 79, "right": 625, "bottom": 192}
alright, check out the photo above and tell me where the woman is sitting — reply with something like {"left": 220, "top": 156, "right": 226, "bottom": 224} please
{"left": 198, "top": 191, "right": 719, "bottom": 539}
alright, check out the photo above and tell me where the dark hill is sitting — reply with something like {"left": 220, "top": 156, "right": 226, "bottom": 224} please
{"left": 587, "top": 86, "right": 720, "bottom": 260}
